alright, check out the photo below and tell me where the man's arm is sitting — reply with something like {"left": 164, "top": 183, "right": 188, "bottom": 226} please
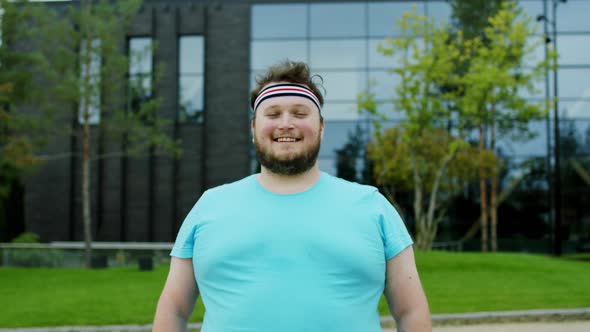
{"left": 153, "top": 257, "right": 199, "bottom": 332}
{"left": 384, "top": 245, "right": 431, "bottom": 332}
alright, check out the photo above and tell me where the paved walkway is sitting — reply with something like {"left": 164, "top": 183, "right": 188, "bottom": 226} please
{"left": 383, "top": 321, "right": 590, "bottom": 332}
{"left": 1, "top": 308, "right": 589, "bottom": 332}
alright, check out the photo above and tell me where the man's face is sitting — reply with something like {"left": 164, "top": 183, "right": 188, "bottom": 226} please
{"left": 252, "top": 89, "right": 324, "bottom": 176}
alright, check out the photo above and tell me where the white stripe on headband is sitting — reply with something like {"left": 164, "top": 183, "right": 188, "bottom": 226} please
{"left": 253, "top": 84, "right": 321, "bottom": 112}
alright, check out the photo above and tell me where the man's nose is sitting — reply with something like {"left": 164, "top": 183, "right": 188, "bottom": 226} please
{"left": 277, "top": 113, "right": 295, "bottom": 128}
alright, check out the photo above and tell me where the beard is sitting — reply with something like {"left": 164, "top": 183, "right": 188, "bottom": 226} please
{"left": 254, "top": 134, "right": 321, "bottom": 176}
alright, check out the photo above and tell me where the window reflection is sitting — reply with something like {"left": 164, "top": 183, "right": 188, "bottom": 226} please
{"left": 128, "top": 37, "right": 152, "bottom": 115}
{"left": 179, "top": 77, "right": 204, "bottom": 122}
{"left": 129, "top": 38, "right": 152, "bottom": 75}
{"left": 518, "top": 0, "right": 544, "bottom": 29}
{"left": 562, "top": 101, "right": 590, "bottom": 119}
{"left": 517, "top": 76, "right": 546, "bottom": 100}
{"left": 559, "top": 119, "right": 590, "bottom": 156}
{"left": 318, "top": 157, "right": 337, "bottom": 176}
{"left": 251, "top": 40, "right": 308, "bottom": 71}
{"left": 322, "top": 102, "right": 360, "bottom": 121}
{"left": 426, "top": 1, "right": 452, "bottom": 26}
{"left": 178, "top": 36, "right": 204, "bottom": 124}
{"left": 497, "top": 120, "right": 549, "bottom": 157}
{"left": 252, "top": 4, "right": 308, "bottom": 39}
{"left": 368, "top": 70, "right": 401, "bottom": 101}
{"left": 311, "top": 3, "right": 366, "bottom": 38}
{"left": 368, "top": 2, "right": 424, "bottom": 37}
{"left": 374, "top": 102, "right": 406, "bottom": 120}
{"left": 368, "top": 37, "right": 424, "bottom": 69}
{"left": 559, "top": 68, "right": 590, "bottom": 99}
{"left": 310, "top": 39, "right": 367, "bottom": 69}
{"left": 315, "top": 71, "right": 367, "bottom": 102}
{"left": 320, "top": 120, "right": 366, "bottom": 158}
{"left": 557, "top": 1, "right": 590, "bottom": 32}
{"left": 557, "top": 35, "right": 590, "bottom": 65}
{"left": 524, "top": 36, "right": 546, "bottom": 66}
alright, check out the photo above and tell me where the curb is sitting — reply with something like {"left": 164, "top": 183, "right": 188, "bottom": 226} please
{"left": 2, "top": 308, "right": 589, "bottom": 331}
{"left": 382, "top": 307, "right": 590, "bottom": 328}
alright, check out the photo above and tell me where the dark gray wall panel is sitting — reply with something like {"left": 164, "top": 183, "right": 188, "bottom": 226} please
{"left": 204, "top": 4, "right": 251, "bottom": 189}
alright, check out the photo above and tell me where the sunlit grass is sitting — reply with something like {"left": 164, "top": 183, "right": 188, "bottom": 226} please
{"left": 1, "top": 251, "right": 588, "bottom": 327}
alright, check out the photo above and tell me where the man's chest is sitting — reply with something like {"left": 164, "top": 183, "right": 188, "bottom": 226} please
{"left": 192, "top": 205, "right": 386, "bottom": 286}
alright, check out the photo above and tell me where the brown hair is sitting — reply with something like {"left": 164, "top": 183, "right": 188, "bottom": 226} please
{"left": 250, "top": 60, "right": 325, "bottom": 110}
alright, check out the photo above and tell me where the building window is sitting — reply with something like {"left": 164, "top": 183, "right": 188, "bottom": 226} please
{"left": 79, "top": 38, "right": 101, "bottom": 125}
{"left": 128, "top": 37, "right": 153, "bottom": 113}
{"left": 178, "top": 35, "right": 204, "bottom": 124}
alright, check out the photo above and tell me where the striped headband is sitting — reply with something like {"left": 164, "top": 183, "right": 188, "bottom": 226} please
{"left": 253, "top": 83, "right": 322, "bottom": 112}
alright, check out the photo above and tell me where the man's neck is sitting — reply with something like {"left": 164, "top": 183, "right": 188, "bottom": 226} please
{"left": 257, "top": 165, "right": 322, "bottom": 194}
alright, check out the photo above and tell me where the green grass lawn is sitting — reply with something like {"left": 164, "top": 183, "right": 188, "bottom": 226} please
{"left": 0, "top": 251, "right": 588, "bottom": 327}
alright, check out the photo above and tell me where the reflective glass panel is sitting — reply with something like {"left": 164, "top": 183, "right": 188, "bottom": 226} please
{"left": 374, "top": 101, "right": 406, "bottom": 120}
{"left": 517, "top": 74, "right": 547, "bottom": 99}
{"left": 559, "top": 119, "right": 590, "bottom": 155}
{"left": 129, "top": 37, "right": 152, "bottom": 75}
{"left": 369, "top": 70, "right": 401, "bottom": 101}
{"left": 557, "top": 34, "right": 590, "bottom": 65}
{"left": 497, "top": 120, "right": 549, "bottom": 156}
{"left": 559, "top": 68, "right": 590, "bottom": 99}
{"left": 368, "top": 37, "right": 424, "bottom": 69}
{"left": 315, "top": 71, "right": 367, "bottom": 102}
{"left": 179, "top": 36, "right": 204, "bottom": 74}
{"left": 562, "top": 100, "right": 590, "bottom": 119}
{"left": 318, "top": 157, "right": 337, "bottom": 176}
{"left": 251, "top": 40, "right": 308, "bottom": 71}
{"left": 251, "top": 4, "right": 307, "bottom": 39}
{"left": 320, "top": 120, "right": 364, "bottom": 157}
{"left": 322, "top": 102, "right": 360, "bottom": 121}
{"left": 518, "top": 0, "right": 544, "bottom": 28}
{"left": 557, "top": 1, "right": 590, "bottom": 32}
{"left": 524, "top": 35, "right": 547, "bottom": 65}
{"left": 179, "top": 75, "right": 204, "bottom": 123}
{"left": 310, "top": 3, "right": 366, "bottom": 38}
{"left": 369, "top": 2, "right": 424, "bottom": 37}
{"left": 310, "top": 39, "right": 367, "bottom": 70}
{"left": 178, "top": 35, "right": 204, "bottom": 123}
{"left": 427, "top": 1, "right": 452, "bottom": 27}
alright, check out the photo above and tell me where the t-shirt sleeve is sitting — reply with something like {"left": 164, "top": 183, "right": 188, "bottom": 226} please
{"left": 375, "top": 191, "right": 414, "bottom": 260}
{"left": 170, "top": 191, "right": 209, "bottom": 258}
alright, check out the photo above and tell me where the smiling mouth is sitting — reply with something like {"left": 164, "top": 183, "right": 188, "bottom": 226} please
{"left": 274, "top": 137, "right": 301, "bottom": 142}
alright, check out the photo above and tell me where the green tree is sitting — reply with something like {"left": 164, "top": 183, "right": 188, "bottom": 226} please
{"left": 366, "top": 126, "right": 496, "bottom": 250}
{"left": 360, "top": 9, "right": 497, "bottom": 250}
{"left": 454, "top": 1, "right": 553, "bottom": 251}
{"left": 1, "top": 0, "right": 179, "bottom": 267}
{"left": 449, "top": 0, "right": 505, "bottom": 39}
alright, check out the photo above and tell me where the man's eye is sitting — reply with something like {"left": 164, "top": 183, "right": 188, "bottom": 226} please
{"left": 266, "top": 113, "right": 279, "bottom": 117}
{"left": 295, "top": 112, "right": 308, "bottom": 117}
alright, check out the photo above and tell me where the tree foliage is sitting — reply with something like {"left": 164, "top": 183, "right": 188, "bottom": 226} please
{"left": 360, "top": 3, "right": 550, "bottom": 250}
{"left": 1, "top": 0, "right": 180, "bottom": 266}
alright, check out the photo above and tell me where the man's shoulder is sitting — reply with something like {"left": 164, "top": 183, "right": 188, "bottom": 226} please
{"left": 204, "top": 175, "right": 256, "bottom": 198}
{"left": 322, "top": 173, "right": 378, "bottom": 197}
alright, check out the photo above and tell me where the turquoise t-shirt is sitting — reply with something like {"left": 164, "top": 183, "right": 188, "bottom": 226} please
{"left": 171, "top": 172, "right": 413, "bottom": 332}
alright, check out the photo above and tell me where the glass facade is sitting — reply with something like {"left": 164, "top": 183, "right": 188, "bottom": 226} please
{"left": 251, "top": 0, "right": 590, "bottom": 249}
{"left": 178, "top": 35, "right": 205, "bottom": 124}
{"left": 127, "top": 37, "right": 153, "bottom": 113}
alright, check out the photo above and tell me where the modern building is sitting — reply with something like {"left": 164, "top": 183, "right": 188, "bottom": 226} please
{"left": 6, "top": 0, "right": 590, "bottom": 252}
